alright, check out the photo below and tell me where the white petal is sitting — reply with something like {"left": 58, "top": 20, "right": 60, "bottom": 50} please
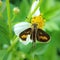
{"left": 30, "top": 0, "right": 40, "bottom": 16}
{"left": 14, "top": 22, "right": 31, "bottom": 36}
{"left": 19, "top": 35, "right": 33, "bottom": 45}
{"left": 33, "top": 8, "right": 40, "bottom": 17}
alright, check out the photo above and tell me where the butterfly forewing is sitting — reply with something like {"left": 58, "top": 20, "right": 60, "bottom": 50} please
{"left": 19, "top": 28, "right": 31, "bottom": 41}
{"left": 37, "top": 29, "right": 50, "bottom": 42}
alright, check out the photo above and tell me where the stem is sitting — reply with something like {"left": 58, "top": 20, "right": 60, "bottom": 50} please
{"left": 11, "top": 14, "right": 16, "bottom": 22}
{"left": 7, "top": 37, "right": 18, "bottom": 53}
{"left": 25, "top": 0, "right": 41, "bottom": 22}
{"left": 3, "top": 37, "right": 19, "bottom": 60}
{"left": 0, "top": 12, "right": 2, "bottom": 17}
{"left": 6, "top": 0, "right": 12, "bottom": 39}
{"left": 1, "top": 3, "right": 6, "bottom": 13}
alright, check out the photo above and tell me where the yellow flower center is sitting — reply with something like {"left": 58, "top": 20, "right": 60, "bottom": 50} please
{"left": 31, "top": 15, "right": 45, "bottom": 29}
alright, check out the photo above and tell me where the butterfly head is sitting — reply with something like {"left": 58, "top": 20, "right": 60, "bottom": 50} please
{"left": 32, "top": 24, "right": 37, "bottom": 28}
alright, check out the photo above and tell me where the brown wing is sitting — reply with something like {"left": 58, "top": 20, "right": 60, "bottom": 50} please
{"left": 19, "top": 28, "right": 31, "bottom": 41}
{"left": 37, "top": 29, "right": 50, "bottom": 42}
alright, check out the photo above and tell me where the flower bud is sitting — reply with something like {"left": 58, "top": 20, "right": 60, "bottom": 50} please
{"left": 13, "top": 7, "right": 20, "bottom": 14}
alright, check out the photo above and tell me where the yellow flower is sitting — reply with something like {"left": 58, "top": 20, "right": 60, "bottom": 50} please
{"left": 31, "top": 15, "right": 45, "bottom": 29}
{"left": 30, "top": 0, "right": 45, "bottom": 29}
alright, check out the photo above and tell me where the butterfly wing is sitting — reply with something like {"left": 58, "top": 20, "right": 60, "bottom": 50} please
{"left": 19, "top": 28, "right": 31, "bottom": 41}
{"left": 37, "top": 29, "right": 50, "bottom": 42}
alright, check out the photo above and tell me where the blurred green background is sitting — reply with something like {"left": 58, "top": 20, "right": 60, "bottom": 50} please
{"left": 0, "top": 0, "right": 60, "bottom": 60}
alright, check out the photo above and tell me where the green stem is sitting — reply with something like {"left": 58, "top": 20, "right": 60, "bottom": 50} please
{"left": 0, "top": 12, "right": 2, "bottom": 17}
{"left": 7, "top": 37, "right": 18, "bottom": 53}
{"left": 25, "top": 0, "right": 41, "bottom": 22}
{"left": 6, "top": 0, "right": 12, "bottom": 39}
{"left": 3, "top": 37, "right": 18, "bottom": 60}
{"left": 11, "top": 14, "right": 16, "bottom": 22}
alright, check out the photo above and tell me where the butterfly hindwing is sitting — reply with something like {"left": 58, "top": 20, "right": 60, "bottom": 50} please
{"left": 37, "top": 29, "right": 50, "bottom": 42}
{"left": 19, "top": 28, "right": 31, "bottom": 41}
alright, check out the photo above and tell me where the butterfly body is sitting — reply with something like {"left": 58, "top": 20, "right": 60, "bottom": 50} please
{"left": 19, "top": 24, "right": 50, "bottom": 43}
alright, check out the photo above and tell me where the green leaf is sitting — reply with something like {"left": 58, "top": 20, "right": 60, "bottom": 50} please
{"left": 30, "top": 43, "right": 50, "bottom": 55}
{"left": 0, "top": 50, "right": 7, "bottom": 60}
{"left": 40, "top": 0, "right": 60, "bottom": 21}
{"left": 19, "top": 0, "right": 31, "bottom": 21}
{"left": 44, "top": 6, "right": 60, "bottom": 20}
{"left": 40, "top": 0, "right": 55, "bottom": 13}
{"left": 19, "top": 42, "right": 32, "bottom": 53}
{"left": 44, "top": 21, "right": 59, "bottom": 32}
{"left": 0, "top": 18, "right": 10, "bottom": 46}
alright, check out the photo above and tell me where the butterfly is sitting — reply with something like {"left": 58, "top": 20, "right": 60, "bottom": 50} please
{"left": 19, "top": 24, "right": 50, "bottom": 43}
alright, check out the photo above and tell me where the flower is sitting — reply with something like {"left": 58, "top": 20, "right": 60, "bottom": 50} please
{"left": 31, "top": 15, "right": 45, "bottom": 29}
{"left": 30, "top": 0, "right": 40, "bottom": 17}
{"left": 14, "top": 0, "right": 42, "bottom": 45}
{"left": 14, "top": 22, "right": 31, "bottom": 36}
{"left": 30, "top": 0, "right": 45, "bottom": 29}
{"left": 13, "top": 7, "right": 20, "bottom": 14}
